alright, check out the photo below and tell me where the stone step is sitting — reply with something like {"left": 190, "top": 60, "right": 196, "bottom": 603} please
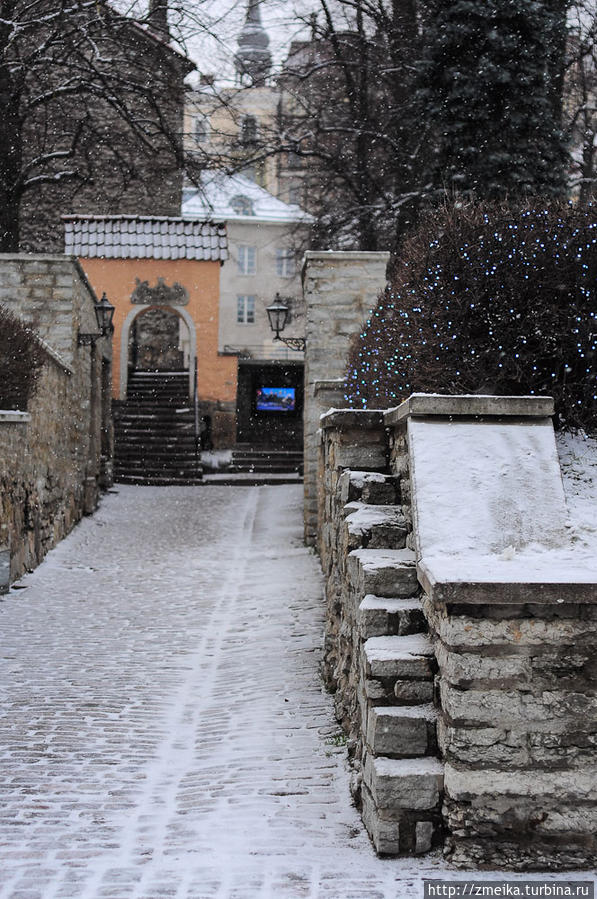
{"left": 115, "top": 406, "right": 194, "bottom": 416}
{"left": 366, "top": 704, "right": 437, "bottom": 758}
{"left": 363, "top": 634, "right": 435, "bottom": 680}
{"left": 344, "top": 503, "right": 408, "bottom": 551}
{"left": 358, "top": 595, "right": 426, "bottom": 639}
{"left": 114, "top": 448, "right": 200, "bottom": 460}
{"left": 114, "top": 463, "right": 201, "bottom": 475}
{"left": 339, "top": 470, "right": 401, "bottom": 506}
{"left": 364, "top": 755, "right": 444, "bottom": 810}
{"left": 114, "top": 433, "right": 197, "bottom": 444}
{"left": 114, "top": 474, "right": 203, "bottom": 486}
{"left": 348, "top": 548, "right": 418, "bottom": 598}
{"left": 228, "top": 465, "right": 302, "bottom": 474}
{"left": 361, "top": 755, "right": 444, "bottom": 856}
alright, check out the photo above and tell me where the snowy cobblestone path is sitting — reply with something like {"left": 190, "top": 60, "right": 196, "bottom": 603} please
{"left": 0, "top": 486, "right": 446, "bottom": 899}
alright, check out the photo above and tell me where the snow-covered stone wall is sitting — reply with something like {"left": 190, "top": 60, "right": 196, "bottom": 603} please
{"left": 317, "top": 395, "right": 597, "bottom": 870}
{"left": 0, "top": 256, "right": 113, "bottom": 587}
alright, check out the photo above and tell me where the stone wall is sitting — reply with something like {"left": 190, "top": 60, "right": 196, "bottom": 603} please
{"left": 318, "top": 410, "right": 443, "bottom": 857}
{"left": 302, "top": 251, "right": 389, "bottom": 545}
{"left": 316, "top": 396, "right": 597, "bottom": 870}
{"left": 18, "top": 20, "right": 191, "bottom": 253}
{"left": 0, "top": 256, "right": 112, "bottom": 586}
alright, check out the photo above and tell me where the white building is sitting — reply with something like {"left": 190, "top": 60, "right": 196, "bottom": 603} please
{"left": 182, "top": 173, "right": 312, "bottom": 449}
{"left": 182, "top": 173, "right": 311, "bottom": 360}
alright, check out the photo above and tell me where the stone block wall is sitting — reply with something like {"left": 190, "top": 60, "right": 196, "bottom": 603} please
{"left": 424, "top": 595, "right": 597, "bottom": 869}
{"left": 302, "top": 251, "right": 389, "bottom": 545}
{"left": 318, "top": 410, "right": 443, "bottom": 856}
{"left": 316, "top": 396, "right": 597, "bottom": 870}
{"left": 0, "top": 256, "right": 112, "bottom": 585}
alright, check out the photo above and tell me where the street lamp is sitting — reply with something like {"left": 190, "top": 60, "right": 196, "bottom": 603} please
{"left": 266, "top": 293, "right": 305, "bottom": 352}
{"left": 78, "top": 293, "right": 115, "bottom": 346}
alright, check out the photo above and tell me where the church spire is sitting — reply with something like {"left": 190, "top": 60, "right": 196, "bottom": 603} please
{"left": 234, "top": 0, "right": 272, "bottom": 85}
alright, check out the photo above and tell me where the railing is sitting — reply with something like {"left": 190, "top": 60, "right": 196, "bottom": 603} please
{"left": 193, "top": 357, "right": 201, "bottom": 474}
{"left": 221, "top": 343, "right": 304, "bottom": 362}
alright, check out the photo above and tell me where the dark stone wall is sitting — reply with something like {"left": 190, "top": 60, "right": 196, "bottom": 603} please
{"left": 18, "top": 19, "right": 191, "bottom": 253}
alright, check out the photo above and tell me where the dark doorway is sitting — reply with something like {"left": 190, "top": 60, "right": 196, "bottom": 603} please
{"left": 128, "top": 307, "right": 188, "bottom": 371}
{"left": 236, "top": 361, "right": 303, "bottom": 449}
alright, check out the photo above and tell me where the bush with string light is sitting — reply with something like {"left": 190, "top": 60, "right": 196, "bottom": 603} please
{"left": 345, "top": 202, "right": 597, "bottom": 431}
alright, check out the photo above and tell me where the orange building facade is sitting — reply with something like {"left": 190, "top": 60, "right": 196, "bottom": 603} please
{"left": 65, "top": 215, "right": 238, "bottom": 447}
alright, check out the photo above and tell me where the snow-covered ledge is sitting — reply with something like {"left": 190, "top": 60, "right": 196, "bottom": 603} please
{"left": 0, "top": 411, "right": 30, "bottom": 423}
{"left": 394, "top": 393, "right": 597, "bottom": 870}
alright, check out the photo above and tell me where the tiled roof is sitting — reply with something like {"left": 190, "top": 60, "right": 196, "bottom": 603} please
{"left": 63, "top": 216, "right": 228, "bottom": 261}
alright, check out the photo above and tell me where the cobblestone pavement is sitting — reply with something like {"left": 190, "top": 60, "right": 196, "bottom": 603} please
{"left": 0, "top": 486, "right": 446, "bottom": 899}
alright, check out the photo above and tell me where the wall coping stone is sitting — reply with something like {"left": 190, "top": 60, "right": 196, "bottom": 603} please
{"left": 314, "top": 378, "right": 345, "bottom": 393}
{"left": 418, "top": 559, "right": 597, "bottom": 605}
{"left": 384, "top": 393, "right": 554, "bottom": 425}
{"left": 302, "top": 250, "right": 389, "bottom": 281}
{"left": 0, "top": 411, "right": 30, "bottom": 423}
{"left": 320, "top": 408, "right": 386, "bottom": 430}
{"left": 38, "top": 337, "right": 73, "bottom": 374}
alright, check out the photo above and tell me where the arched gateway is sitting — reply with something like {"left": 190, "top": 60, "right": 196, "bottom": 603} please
{"left": 64, "top": 215, "right": 238, "bottom": 482}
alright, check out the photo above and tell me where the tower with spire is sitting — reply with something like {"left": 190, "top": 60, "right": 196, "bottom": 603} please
{"left": 234, "top": 0, "right": 272, "bottom": 85}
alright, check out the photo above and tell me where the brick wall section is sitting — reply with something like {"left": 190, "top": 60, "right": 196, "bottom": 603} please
{"left": 0, "top": 256, "right": 112, "bottom": 585}
{"left": 302, "top": 251, "right": 389, "bottom": 545}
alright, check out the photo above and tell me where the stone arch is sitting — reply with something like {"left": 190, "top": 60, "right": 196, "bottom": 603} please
{"left": 119, "top": 304, "right": 197, "bottom": 399}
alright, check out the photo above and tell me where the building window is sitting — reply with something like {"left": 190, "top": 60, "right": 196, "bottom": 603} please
{"left": 230, "top": 195, "right": 254, "bottom": 216}
{"left": 237, "top": 245, "right": 256, "bottom": 274}
{"left": 275, "top": 248, "right": 295, "bottom": 278}
{"left": 240, "top": 115, "right": 258, "bottom": 145}
{"left": 237, "top": 295, "right": 256, "bottom": 324}
{"left": 194, "top": 117, "right": 209, "bottom": 144}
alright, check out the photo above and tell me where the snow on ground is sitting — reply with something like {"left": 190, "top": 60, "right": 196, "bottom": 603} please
{"left": 0, "top": 484, "right": 594, "bottom": 898}
{"left": 557, "top": 430, "right": 597, "bottom": 554}
{"left": 411, "top": 419, "right": 597, "bottom": 585}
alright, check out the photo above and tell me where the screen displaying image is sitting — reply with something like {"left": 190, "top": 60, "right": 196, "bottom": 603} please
{"left": 256, "top": 387, "right": 296, "bottom": 412}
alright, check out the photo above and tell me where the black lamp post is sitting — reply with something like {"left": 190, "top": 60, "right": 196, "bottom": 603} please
{"left": 78, "top": 293, "right": 115, "bottom": 346}
{"left": 266, "top": 293, "right": 305, "bottom": 351}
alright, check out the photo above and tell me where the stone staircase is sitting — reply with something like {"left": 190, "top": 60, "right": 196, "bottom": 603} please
{"left": 113, "top": 371, "right": 202, "bottom": 486}
{"left": 324, "top": 471, "right": 444, "bottom": 855}
{"left": 229, "top": 445, "right": 303, "bottom": 476}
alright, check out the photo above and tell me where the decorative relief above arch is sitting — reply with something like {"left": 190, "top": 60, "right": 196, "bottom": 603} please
{"left": 131, "top": 277, "right": 189, "bottom": 306}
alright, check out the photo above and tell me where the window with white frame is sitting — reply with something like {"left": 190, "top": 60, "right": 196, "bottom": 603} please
{"left": 237, "top": 245, "right": 256, "bottom": 274}
{"left": 237, "top": 295, "right": 256, "bottom": 324}
{"left": 275, "top": 248, "right": 295, "bottom": 278}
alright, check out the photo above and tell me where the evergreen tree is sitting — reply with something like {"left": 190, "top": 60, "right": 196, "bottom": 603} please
{"left": 419, "top": 0, "right": 570, "bottom": 200}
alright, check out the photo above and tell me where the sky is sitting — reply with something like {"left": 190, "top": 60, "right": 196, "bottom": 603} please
{"left": 188, "top": 0, "right": 313, "bottom": 83}
{"left": 152, "top": 0, "right": 315, "bottom": 84}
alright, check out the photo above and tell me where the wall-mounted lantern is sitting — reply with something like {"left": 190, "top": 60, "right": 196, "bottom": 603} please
{"left": 78, "top": 293, "right": 115, "bottom": 346}
{"left": 266, "top": 293, "right": 306, "bottom": 352}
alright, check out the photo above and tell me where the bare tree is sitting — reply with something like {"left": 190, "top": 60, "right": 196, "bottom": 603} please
{"left": 273, "top": 0, "right": 429, "bottom": 252}
{"left": 565, "top": 0, "right": 597, "bottom": 204}
{"left": 0, "top": 0, "right": 198, "bottom": 253}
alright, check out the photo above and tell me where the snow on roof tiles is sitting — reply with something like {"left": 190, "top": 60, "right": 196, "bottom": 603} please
{"left": 181, "top": 173, "right": 314, "bottom": 224}
{"left": 63, "top": 216, "right": 228, "bottom": 261}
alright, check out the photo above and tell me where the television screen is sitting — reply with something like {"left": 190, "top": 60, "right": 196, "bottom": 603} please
{"left": 256, "top": 387, "right": 296, "bottom": 412}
